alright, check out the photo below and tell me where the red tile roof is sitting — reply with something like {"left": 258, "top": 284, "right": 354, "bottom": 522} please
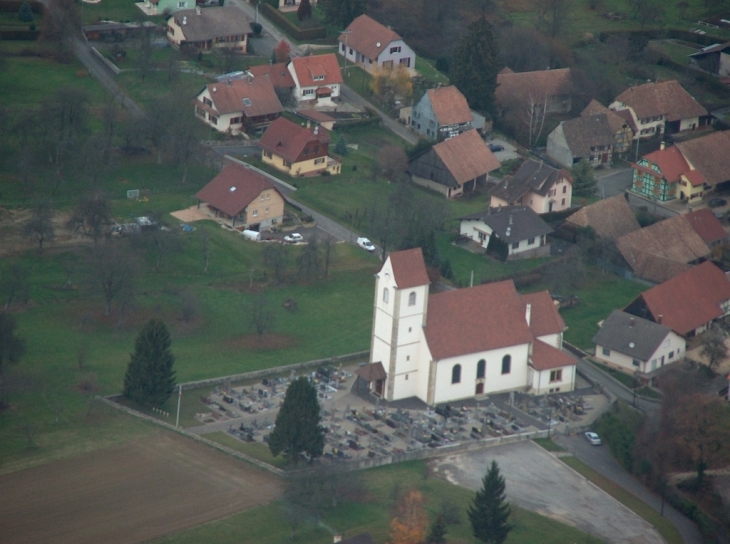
{"left": 296, "top": 108, "right": 336, "bottom": 123}
{"left": 388, "top": 248, "right": 430, "bottom": 289}
{"left": 431, "top": 130, "right": 500, "bottom": 185}
{"left": 581, "top": 99, "right": 629, "bottom": 134}
{"left": 424, "top": 280, "right": 534, "bottom": 360}
{"left": 338, "top": 14, "right": 402, "bottom": 61}
{"left": 565, "top": 195, "right": 641, "bottom": 240}
{"left": 613, "top": 80, "right": 707, "bottom": 122}
{"left": 685, "top": 208, "right": 727, "bottom": 244}
{"left": 427, "top": 86, "right": 473, "bottom": 126}
{"left": 258, "top": 117, "right": 330, "bottom": 163}
{"left": 197, "top": 75, "right": 282, "bottom": 117}
{"left": 195, "top": 162, "right": 280, "bottom": 217}
{"left": 290, "top": 54, "right": 343, "bottom": 88}
{"left": 248, "top": 62, "right": 295, "bottom": 89}
{"left": 641, "top": 145, "right": 695, "bottom": 184}
{"left": 520, "top": 291, "right": 566, "bottom": 338}
{"left": 496, "top": 68, "right": 572, "bottom": 109}
{"left": 530, "top": 339, "right": 576, "bottom": 371}
{"left": 630, "top": 261, "right": 730, "bottom": 335}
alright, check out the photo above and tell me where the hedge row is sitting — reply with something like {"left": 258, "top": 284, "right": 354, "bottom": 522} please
{"left": 655, "top": 55, "right": 730, "bottom": 98}
{"left": 0, "top": 28, "right": 40, "bottom": 40}
{"left": 0, "top": 0, "right": 43, "bottom": 13}
{"left": 259, "top": 3, "right": 326, "bottom": 41}
{"left": 599, "top": 28, "right": 728, "bottom": 48}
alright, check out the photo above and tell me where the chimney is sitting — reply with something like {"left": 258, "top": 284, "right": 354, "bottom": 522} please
{"left": 195, "top": 4, "right": 201, "bottom": 15}
{"left": 306, "top": 120, "right": 311, "bottom": 129}
{"left": 657, "top": 314, "right": 663, "bottom": 324}
{"left": 660, "top": 141, "right": 665, "bottom": 150}
{"left": 629, "top": 317, "right": 635, "bottom": 327}
{"left": 525, "top": 303, "right": 532, "bottom": 326}
{"left": 314, "top": 126, "right": 319, "bottom": 135}
{"left": 509, "top": 214, "right": 513, "bottom": 225}
{"left": 182, "top": 16, "right": 187, "bottom": 24}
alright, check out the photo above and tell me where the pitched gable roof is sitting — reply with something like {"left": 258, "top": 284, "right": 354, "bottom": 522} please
{"left": 639, "top": 145, "right": 701, "bottom": 185}
{"left": 565, "top": 195, "right": 641, "bottom": 240}
{"left": 248, "top": 62, "right": 295, "bottom": 89}
{"left": 581, "top": 99, "right": 630, "bottom": 135}
{"left": 431, "top": 129, "right": 500, "bottom": 185}
{"left": 388, "top": 248, "right": 430, "bottom": 289}
{"left": 496, "top": 68, "right": 572, "bottom": 107}
{"left": 338, "top": 14, "right": 402, "bottom": 61}
{"left": 530, "top": 339, "right": 576, "bottom": 371}
{"left": 424, "top": 280, "right": 534, "bottom": 360}
{"left": 626, "top": 261, "right": 730, "bottom": 335}
{"left": 461, "top": 206, "right": 553, "bottom": 242}
{"left": 676, "top": 130, "right": 730, "bottom": 186}
{"left": 592, "top": 310, "right": 674, "bottom": 361}
{"left": 613, "top": 80, "right": 707, "bottom": 122}
{"left": 290, "top": 54, "right": 343, "bottom": 88}
{"left": 561, "top": 114, "right": 616, "bottom": 157}
{"left": 520, "top": 290, "right": 566, "bottom": 338}
{"left": 170, "top": 6, "right": 251, "bottom": 42}
{"left": 616, "top": 214, "right": 711, "bottom": 283}
{"left": 427, "top": 86, "right": 473, "bottom": 126}
{"left": 195, "top": 162, "right": 279, "bottom": 217}
{"left": 685, "top": 208, "right": 727, "bottom": 244}
{"left": 198, "top": 75, "right": 282, "bottom": 117}
{"left": 489, "top": 159, "right": 570, "bottom": 203}
{"left": 259, "top": 117, "right": 330, "bottom": 163}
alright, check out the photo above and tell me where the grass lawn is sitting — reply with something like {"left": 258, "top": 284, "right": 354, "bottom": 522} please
{"left": 590, "top": 360, "right": 639, "bottom": 388}
{"left": 533, "top": 437, "right": 566, "bottom": 452}
{"left": 155, "top": 460, "right": 606, "bottom": 544}
{"left": 205, "top": 432, "right": 290, "bottom": 468}
{"left": 648, "top": 39, "right": 699, "bottom": 65}
{"left": 416, "top": 57, "right": 449, "bottom": 84}
{"left": 559, "top": 272, "right": 647, "bottom": 350}
{"left": 560, "top": 456, "right": 682, "bottom": 544}
{"left": 81, "top": 0, "right": 148, "bottom": 24}
{"left": 0, "top": 10, "right": 39, "bottom": 27}
{"left": 115, "top": 69, "right": 211, "bottom": 109}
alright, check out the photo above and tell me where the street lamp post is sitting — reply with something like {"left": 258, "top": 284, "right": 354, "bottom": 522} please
{"left": 339, "top": 29, "right": 352, "bottom": 76}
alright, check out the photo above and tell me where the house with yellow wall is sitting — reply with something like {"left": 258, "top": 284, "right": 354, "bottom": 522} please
{"left": 259, "top": 117, "right": 341, "bottom": 177}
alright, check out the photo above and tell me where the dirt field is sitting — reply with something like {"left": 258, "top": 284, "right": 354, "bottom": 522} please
{"left": 0, "top": 431, "right": 283, "bottom": 544}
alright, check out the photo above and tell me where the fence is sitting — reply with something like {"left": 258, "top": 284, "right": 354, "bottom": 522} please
{"left": 91, "top": 47, "right": 121, "bottom": 75}
{"left": 259, "top": 3, "right": 327, "bottom": 41}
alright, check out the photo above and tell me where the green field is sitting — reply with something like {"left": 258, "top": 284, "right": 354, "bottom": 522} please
{"left": 154, "top": 460, "right": 607, "bottom": 544}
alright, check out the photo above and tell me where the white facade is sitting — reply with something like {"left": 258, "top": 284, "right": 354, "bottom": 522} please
{"left": 339, "top": 38, "right": 416, "bottom": 74}
{"left": 530, "top": 364, "right": 576, "bottom": 395}
{"left": 460, "top": 219, "right": 492, "bottom": 249}
{"left": 594, "top": 331, "right": 685, "bottom": 375}
{"left": 507, "top": 235, "right": 548, "bottom": 257}
{"left": 287, "top": 64, "right": 340, "bottom": 103}
{"left": 609, "top": 101, "right": 664, "bottom": 141}
{"left": 679, "top": 116, "right": 701, "bottom": 131}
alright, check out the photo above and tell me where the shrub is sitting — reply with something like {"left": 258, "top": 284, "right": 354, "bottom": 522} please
{"left": 17, "top": 0, "right": 32, "bottom": 21}
{"left": 595, "top": 411, "right": 635, "bottom": 471}
{"left": 251, "top": 22, "right": 262, "bottom": 36}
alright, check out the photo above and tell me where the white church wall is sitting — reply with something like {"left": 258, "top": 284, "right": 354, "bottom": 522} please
{"left": 536, "top": 332, "right": 562, "bottom": 349}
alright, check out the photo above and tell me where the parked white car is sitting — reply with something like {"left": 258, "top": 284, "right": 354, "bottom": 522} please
{"left": 284, "top": 233, "right": 303, "bottom": 243}
{"left": 584, "top": 431, "right": 602, "bottom": 446}
{"left": 357, "top": 237, "right": 375, "bottom": 252}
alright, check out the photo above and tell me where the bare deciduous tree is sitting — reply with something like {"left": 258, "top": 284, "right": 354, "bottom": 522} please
{"left": 535, "top": 0, "right": 573, "bottom": 38}
{"left": 40, "top": 0, "right": 81, "bottom": 61}
{"left": 22, "top": 201, "right": 55, "bottom": 252}
{"left": 377, "top": 145, "right": 409, "bottom": 182}
{"left": 250, "top": 295, "right": 274, "bottom": 338}
{"left": 700, "top": 325, "right": 728, "bottom": 370}
{"left": 523, "top": 92, "right": 548, "bottom": 148}
{"left": 1, "top": 264, "right": 30, "bottom": 310}
{"left": 297, "top": 237, "right": 320, "bottom": 279}
{"left": 86, "top": 242, "right": 139, "bottom": 316}
{"left": 66, "top": 191, "right": 112, "bottom": 246}
{"left": 202, "top": 231, "right": 210, "bottom": 274}
{"left": 262, "top": 244, "right": 288, "bottom": 284}
{"left": 179, "top": 288, "right": 200, "bottom": 324}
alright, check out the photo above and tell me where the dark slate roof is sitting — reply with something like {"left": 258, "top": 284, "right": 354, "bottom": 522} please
{"left": 462, "top": 206, "right": 553, "bottom": 242}
{"left": 561, "top": 114, "right": 616, "bottom": 157}
{"left": 489, "top": 159, "right": 570, "bottom": 203}
{"left": 592, "top": 310, "right": 673, "bottom": 362}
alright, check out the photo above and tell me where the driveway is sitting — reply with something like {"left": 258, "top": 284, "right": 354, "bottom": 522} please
{"left": 433, "top": 441, "right": 664, "bottom": 544}
{"left": 596, "top": 168, "right": 633, "bottom": 199}
{"left": 486, "top": 137, "right": 520, "bottom": 162}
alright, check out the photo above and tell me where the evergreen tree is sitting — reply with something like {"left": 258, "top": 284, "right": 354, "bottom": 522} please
{"left": 322, "top": 0, "right": 366, "bottom": 28}
{"left": 334, "top": 135, "right": 348, "bottom": 156}
{"left": 0, "top": 312, "right": 26, "bottom": 374}
{"left": 269, "top": 376, "right": 325, "bottom": 464}
{"left": 571, "top": 158, "right": 597, "bottom": 198}
{"left": 297, "top": 0, "right": 312, "bottom": 21}
{"left": 18, "top": 1, "right": 33, "bottom": 22}
{"left": 425, "top": 514, "right": 447, "bottom": 544}
{"left": 468, "top": 460, "right": 513, "bottom": 544}
{"left": 123, "top": 319, "right": 176, "bottom": 407}
{"left": 450, "top": 16, "right": 499, "bottom": 114}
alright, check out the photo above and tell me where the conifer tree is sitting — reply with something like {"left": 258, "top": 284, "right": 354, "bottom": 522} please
{"left": 18, "top": 1, "right": 33, "bottom": 22}
{"left": 335, "top": 135, "right": 348, "bottom": 156}
{"left": 269, "top": 376, "right": 325, "bottom": 464}
{"left": 450, "top": 16, "right": 499, "bottom": 114}
{"left": 425, "top": 514, "right": 447, "bottom": 544}
{"left": 468, "top": 460, "right": 513, "bottom": 544}
{"left": 297, "top": 0, "right": 312, "bottom": 21}
{"left": 322, "top": 0, "right": 365, "bottom": 28}
{"left": 123, "top": 319, "right": 176, "bottom": 407}
{"left": 571, "top": 158, "right": 597, "bottom": 198}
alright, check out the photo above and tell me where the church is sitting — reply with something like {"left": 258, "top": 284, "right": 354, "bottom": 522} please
{"left": 365, "top": 248, "right": 577, "bottom": 405}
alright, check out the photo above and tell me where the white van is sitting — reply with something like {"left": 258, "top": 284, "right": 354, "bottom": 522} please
{"left": 241, "top": 230, "right": 260, "bottom": 241}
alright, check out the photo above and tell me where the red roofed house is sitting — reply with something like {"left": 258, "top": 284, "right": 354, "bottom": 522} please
{"left": 337, "top": 14, "right": 416, "bottom": 74}
{"left": 367, "top": 248, "right": 576, "bottom": 404}
{"left": 166, "top": 6, "right": 251, "bottom": 52}
{"left": 194, "top": 75, "right": 283, "bottom": 135}
{"left": 287, "top": 54, "right": 343, "bottom": 105}
{"left": 259, "top": 117, "right": 341, "bottom": 176}
{"left": 195, "top": 161, "right": 285, "bottom": 229}
{"left": 411, "top": 85, "right": 475, "bottom": 141}
{"left": 624, "top": 261, "right": 730, "bottom": 337}
{"left": 408, "top": 129, "right": 500, "bottom": 198}
{"left": 248, "top": 62, "right": 296, "bottom": 92}
{"left": 609, "top": 80, "right": 709, "bottom": 141}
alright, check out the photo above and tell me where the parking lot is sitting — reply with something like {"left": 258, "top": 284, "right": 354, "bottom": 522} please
{"left": 433, "top": 441, "right": 664, "bottom": 544}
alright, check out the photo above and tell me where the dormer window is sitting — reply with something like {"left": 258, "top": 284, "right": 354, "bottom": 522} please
{"left": 243, "top": 98, "right": 252, "bottom": 106}
{"left": 313, "top": 75, "right": 324, "bottom": 81}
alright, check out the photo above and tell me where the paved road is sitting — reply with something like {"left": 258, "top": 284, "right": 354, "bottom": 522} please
{"left": 340, "top": 84, "right": 419, "bottom": 145}
{"left": 577, "top": 360, "right": 660, "bottom": 414}
{"left": 596, "top": 168, "right": 633, "bottom": 199}
{"left": 555, "top": 433, "right": 703, "bottom": 544}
